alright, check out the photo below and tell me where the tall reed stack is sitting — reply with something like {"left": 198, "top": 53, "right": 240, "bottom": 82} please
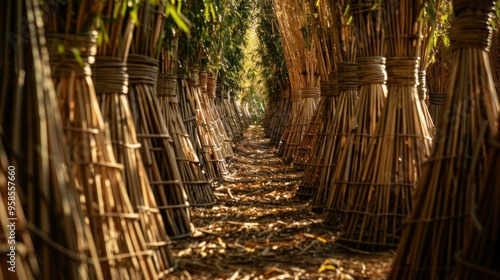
{"left": 186, "top": 69, "right": 229, "bottom": 181}
{"left": 157, "top": 32, "right": 216, "bottom": 207}
{"left": 389, "top": 0, "right": 499, "bottom": 278}
{"left": 1, "top": 0, "right": 103, "bottom": 278}
{"left": 200, "top": 72, "right": 234, "bottom": 160}
{"left": 296, "top": 0, "right": 338, "bottom": 198}
{"left": 324, "top": 0, "right": 388, "bottom": 227}
{"left": 416, "top": 1, "right": 443, "bottom": 136}
{"left": 44, "top": 0, "right": 162, "bottom": 277}
{"left": 427, "top": 38, "right": 452, "bottom": 129}
{"left": 337, "top": 0, "right": 433, "bottom": 250}
{"left": 294, "top": 0, "right": 337, "bottom": 171}
{"left": 127, "top": 1, "right": 192, "bottom": 240}
{"left": 311, "top": 0, "right": 359, "bottom": 212}
{"left": 94, "top": 1, "right": 177, "bottom": 275}
{"left": 273, "top": 0, "right": 308, "bottom": 156}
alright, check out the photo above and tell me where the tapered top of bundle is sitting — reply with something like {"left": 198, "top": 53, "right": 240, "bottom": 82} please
{"left": 383, "top": 0, "right": 423, "bottom": 57}
{"left": 44, "top": 0, "right": 104, "bottom": 34}
{"left": 351, "top": 0, "right": 385, "bottom": 58}
{"left": 130, "top": 0, "right": 165, "bottom": 58}
{"left": 96, "top": 0, "right": 136, "bottom": 59}
{"left": 331, "top": 0, "right": 356, "bottom": 63}
{"left": 272, "top": 0, "right": 308, "bottom": 90}
{"left": 309, "top": 0, "right": 336, "bottom": 81}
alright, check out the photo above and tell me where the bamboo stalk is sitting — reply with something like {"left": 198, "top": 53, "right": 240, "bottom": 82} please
{"left": 389, "top": 0, "right": 500, "bottom": 278}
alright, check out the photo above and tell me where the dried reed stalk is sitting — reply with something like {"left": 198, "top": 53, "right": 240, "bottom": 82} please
{"left": 324, "top": 1, "right": 387, "bottom": 226}
{"left": 94, "top": 1, "right": 176, "bottom": 275}
{"left": 311, "top": 0, "right": 358, "bottom": 211}
{"left": 389, "top": 0, "right": 500, "bottom": 278}
{"left": 450, "top": 130, "right": 500, "bottom": 279}
{"left": 157, "top": 43, "right": 216, "bottom": 206}
{"left": 427, "top": 38, "right": 452, "bottom": 129}
{"left": 127, "top": 1, "right": 192, "bottom": 240}
{"left": 270, "top": 89, "right": 291, "bottom": 146}
{"left": 336, "top": 0, "right": 434, "bottom": 251}
{"left": 0, "top": 1, "right": 103, "bottom": 278}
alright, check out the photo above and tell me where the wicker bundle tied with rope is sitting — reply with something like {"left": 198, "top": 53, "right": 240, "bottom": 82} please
{"left": 157, "top": 32, "right": 216, "bottom": 207}
{"left": 200, "top": 72, "right": 234, "bottom": 160}
{"left": 44, "top": 0, "right": 163, "bottom": 277}
{"left": 323, "top": 0, "right": 388, "bottom": 226}
{"left": 94, "top": 1, "right": 177, "bottom": 275}
{"left": 127, "top": 1, "right": 192, "bottom": 240}
{"left": 184, "top": 69, "right": 229, "bottom": 181}
{"left": 294, "top": 0, "right": 338, "bottom": 172}
{"left": 335, "top": 0, "right": 433, "bottom": 251}
{"left": 389, "top": 0, "right": 499, "bottom": 278}
{"left": 427, "top": 37, "right": 452, "bottom": 129}
{"left": 311, "top": 0, "right": 359, "bottom": 212}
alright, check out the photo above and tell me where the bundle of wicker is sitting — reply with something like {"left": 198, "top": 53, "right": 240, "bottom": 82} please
{"left": 44, "top": 0, "right": 161, "bottom": 277}
{"left": 94, "top": 1, "right": 177, "bottom": 275}
{"left": 127, "top": 1, "right": 192, "bottom": 239}
{"left": 323, "top": 0, "right": 387, "bottom": 226}
{"left": 0, "top": 1, "right": 102, "bottom": 278}
{"left": 296, "top": 72, "right": 338, "bottom": 199}
{"left": 389, "top": 0, "right": 499, "bottom": 278}
{"left": 157, "top": 33, "right": 216, "bottom": 207}
{"left": 215, "top": 82, "right": 239, "bottom": 142}
{"left": 427, "top": 37, "right": 452, "bottom": 129}
{"left": 294, "top": 0, "right": 337, "bottom": 171}
{"left": 200, "top": 72, "right": 234, "bottom": 160}
{"left": 336, "top": 0, "right": 433, "bottom": 251}
{"left": 185, "top": 70, "right": 229, "bottom": 181}
{"left": 273, "top": 0, "right": 308, "bottom": 157}
{"left": 450, "top": 127, "right": 500, "bottom": 279}
{"left": 311, "top": 0, "right": 359, "bottom": 212}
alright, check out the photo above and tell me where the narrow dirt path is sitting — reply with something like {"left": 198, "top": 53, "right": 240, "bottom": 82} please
{"left": 167, "top": 125, "right": 393, "bottom": 280}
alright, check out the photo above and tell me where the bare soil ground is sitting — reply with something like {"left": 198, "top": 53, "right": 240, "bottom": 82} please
{"left": 167, "top": 125, "right": 393, "bottom": 280}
